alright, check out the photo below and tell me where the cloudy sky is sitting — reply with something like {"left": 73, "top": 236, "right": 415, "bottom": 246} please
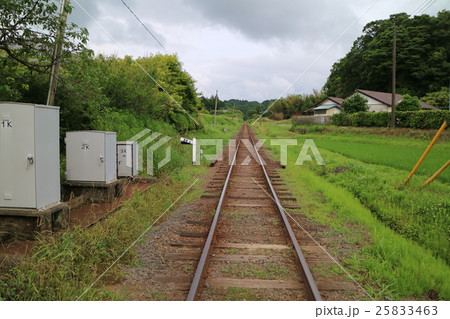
{"left": 69, "top": 0, "right": 448, "bottom": 102}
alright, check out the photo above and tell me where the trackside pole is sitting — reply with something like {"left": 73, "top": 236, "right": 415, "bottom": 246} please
{"left": 180, "top": 137, "right": 196, "bottom": 164}
{"left": 404, "top": 121, "right": 447, "bottom": 184}
{"left": 192, "top": 138, "right": 197, "bottom": 165}
{"left": 423, "top": 160, "right": 450, "bottom": 187}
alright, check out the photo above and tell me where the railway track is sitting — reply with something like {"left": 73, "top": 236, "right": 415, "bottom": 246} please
{"left": 186, "top": 123, "right": 321, "bottom": 301}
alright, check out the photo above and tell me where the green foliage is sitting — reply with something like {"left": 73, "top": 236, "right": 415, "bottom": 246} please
{"left": 222, "top": 99, "right": 270, "bottom": 120}
{"left": 396, "top": 94, "right": 421, "bottom": 111}
{"left": 330, "top": 113, "right": 352, "bottom": 126}
{"left": 0, "top": 0, "right": 89, "bottom": 73}
{"left": 269, "top": 91, "right": 325, "bottom": 119}
{"left": 95, "top": 54, "right": 200, "bottom": 131}
{"left": 0, "top": 50, "right": 201, "bottom": 133}
{"left": 396, "top": 111, "right": 450, "bottom": 129}
{"left": 332, "top": 110, "right": 449, "bottom": 129}
{"left": 0, "top": 51, "right": 31, "bottom": 101}
{"left": 422, "top": 87, "right": 450, "bottom": 110}
{"left": 200, "top": 94, "right": 226, "bottom": 112}
{"left": 254, "top": 122, "right": 450, "bottom": 299}
{"left": 324, "top": 11, "right": 450, "bottom": 98}
{"left": 341, "top": 94, "right": 369, "bottom": 113}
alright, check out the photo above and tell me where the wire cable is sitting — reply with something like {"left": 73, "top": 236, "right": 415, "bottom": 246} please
{"left": 252, "top": 0, "right": 380, "bottom": 125}
{"left": 419, "top": 0, "right": 438, "bottom": 14}
{"left": 120, "top": 0, "right": 167, "bottom": 53}
{"left": 411, "top": 0, "right": 434, "bottom": 16}
{"left": 72, "top": 0, "right": 199, "bottom": 125}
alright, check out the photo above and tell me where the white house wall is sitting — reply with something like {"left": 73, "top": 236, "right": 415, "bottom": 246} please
{"left": 355, "top": 93, "right": 391, "bottom": 112}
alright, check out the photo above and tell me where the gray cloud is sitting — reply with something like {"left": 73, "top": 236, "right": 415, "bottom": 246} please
{"left": 185, "top": 0, "right": 359, "bottom": 42}
{"left": 66, "top": 0, "right": 449, "bottom": 101}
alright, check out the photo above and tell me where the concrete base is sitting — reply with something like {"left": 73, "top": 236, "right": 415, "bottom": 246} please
{"left": 62, "top": 179, "right": 124, "bottom": 203}
{"left": 0, "top": 202, "right": 70, "bottom": 241}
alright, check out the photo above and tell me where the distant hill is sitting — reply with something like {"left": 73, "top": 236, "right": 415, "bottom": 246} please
{"left": 224, "top": 99, "right": 275, "bottom": 120}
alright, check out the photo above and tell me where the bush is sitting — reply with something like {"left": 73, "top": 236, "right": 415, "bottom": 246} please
{"left": 332, "top": 110, "right": 449, "bottom": 129}
{"left": 421, "top": 87, "right": 449, "bottom": 110}
{"left": 341, "top": 94, "right": 369, "bottom": 113}
{"left": 270, "top": 112, "right": 284, "bottom": 120}
{"left": 396, "top": 111, "right": 449, "bottom": 129}
{"left": 396, "top": 94, "right": 421, "bottom": 111}
{"left": 331, "top": 113, "right": 351, "bottom": 126}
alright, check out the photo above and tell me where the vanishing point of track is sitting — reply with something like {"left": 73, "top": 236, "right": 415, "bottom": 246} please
{"left": 187, "top": 124, "right": 321, "bottom": 301}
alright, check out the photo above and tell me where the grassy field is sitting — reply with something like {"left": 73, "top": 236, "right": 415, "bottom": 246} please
{"left": 254, "top": 121, "right": 450, "bottom": 300}
{"left": 0, "top": 113, "right": 243, "bottom": 301}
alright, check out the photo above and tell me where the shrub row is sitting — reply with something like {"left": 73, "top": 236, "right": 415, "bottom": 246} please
{"left": 331, "top": 110, "right": 450, "bottom": 129}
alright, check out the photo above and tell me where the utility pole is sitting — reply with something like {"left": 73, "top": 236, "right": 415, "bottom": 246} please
{"left": 214, "top": 90, "right": 218, "bottom": 127}
{"left": 390, "top": 22, "right": 397, "bottom": 128}
{"left": 47, "top": 0, "right": 71, "bottom": 106}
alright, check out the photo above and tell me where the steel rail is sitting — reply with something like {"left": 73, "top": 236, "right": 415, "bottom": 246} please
{"left": 186, "top": 127, "right": 244, "bottom": 301}
{"left": 247, "top": 124, "right": 322, "bottom": 301}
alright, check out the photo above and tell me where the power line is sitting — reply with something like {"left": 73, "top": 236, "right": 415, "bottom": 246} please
{"left": 419, "top": 0, "right": 438, "bottom": 14}
{"left": 72, "top": 0, "right": 199, "bottom": 125}
{"left": 120, "top": 0, "right": 166, "bottom": 53}
{"left": 411, "top": 0, "right": 432, "bottom": 16}
{"left": 411, "top": 0, "right": 434, "bottom": 16}
{"left": 252, "top": 0, "right": 380, "bottom": 125}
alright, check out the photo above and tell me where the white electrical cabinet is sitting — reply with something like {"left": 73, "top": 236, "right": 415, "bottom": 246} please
{"left": 0, "top": 102, "right": 60, "bottom": 209}
{"left": 66, "top": 131, "right": 117, "bottom": 183}
{"left": 117, "top": 141, "right": 138, "bottom": 177}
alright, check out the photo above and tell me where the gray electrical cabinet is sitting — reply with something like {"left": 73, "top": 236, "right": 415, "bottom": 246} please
{"left": 66, "top": 131, "right": 117, "bottom": 183}
{"left": 0, "top": 102, "right": 60, "bottom": 209}
{"left": 117, "top": 141, "right": 138, "bottom": 177}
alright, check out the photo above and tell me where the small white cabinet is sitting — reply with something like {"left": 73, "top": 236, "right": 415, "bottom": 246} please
{"left": 117, "top": 141, "right": 138, "bottom": 177}
{"left": 66, "top": 131, "right": 117, "bottom": 183}
{"left": 0, "top": 102, "right": 60, "bottom": 209}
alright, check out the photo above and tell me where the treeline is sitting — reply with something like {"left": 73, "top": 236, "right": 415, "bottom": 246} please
{"left": 268, "top": 91, "right": 325, "bottom": 119}
{"left": 324, "top": 11, "right": 450, "bottom": 100}
{"left": 0, "top": 50, "right": 202, "bottom": 133}
{"left": 200, "top": 94, "right": 327, "bottom": 121}
{"left": 200, "top": 97, "right": 273, "bottom": 120}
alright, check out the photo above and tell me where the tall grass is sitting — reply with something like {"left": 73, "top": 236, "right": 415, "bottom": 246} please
{"left": 254, "top": 121, "right": 450, "bottom": 300}
{"left": 0, "top": 112, "right": 243, "bottom": 301}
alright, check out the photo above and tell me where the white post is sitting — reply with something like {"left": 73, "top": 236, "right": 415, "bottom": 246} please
{"left": 192, "top": 138, "right": 197, "bottom": 165}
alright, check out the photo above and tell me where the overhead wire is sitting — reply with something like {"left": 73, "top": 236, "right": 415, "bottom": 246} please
{"left": 71, "top": 0, "right": 199, "bottom": 125}
{"left": 120, "top": 0, "right": 167, "bottom": 53}
{"left": 411, "top": 0, "right": 435, "bottom": 16}
{"left": 419, "top": 0, "right": 438, "bottom": 14}
{"left": 252, "top": 0, "right": 380, "bottom": 125}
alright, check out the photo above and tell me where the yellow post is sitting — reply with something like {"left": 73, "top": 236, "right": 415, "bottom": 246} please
{"left": 423, "top": 160, "right": 450, "bottom": 187}
{"left": 404, "top": 121, "right": 447, "bottom": 184}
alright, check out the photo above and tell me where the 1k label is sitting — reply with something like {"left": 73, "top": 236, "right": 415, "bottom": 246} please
{"left": 1, "top": 120, "right": 12, "bottom": 128}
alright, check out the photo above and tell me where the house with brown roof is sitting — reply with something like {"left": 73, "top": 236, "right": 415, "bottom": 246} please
{"left": 307, "top": 97, "right": 343, "bottom": 116}
{"left": 352, "top": 89, "right": 438, "bottom": 112}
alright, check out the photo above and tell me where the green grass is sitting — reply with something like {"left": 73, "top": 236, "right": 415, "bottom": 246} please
{"left": 0, "top": 113, "right": 243, "bottom": 301}
{"left": 253, "top": 120, "right": 450, "bottom": 300}
{"left": 221, "top": 261, "right": 292, "bottom": 281}
{"left": 314, "top": 140, "right": 450, "bottom": 183}
{"left": 225, "top": 286, "right": 262, "bottom": 301}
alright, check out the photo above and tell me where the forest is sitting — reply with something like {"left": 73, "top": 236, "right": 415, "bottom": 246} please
{"left": 324, "top": 11, "right": 450, "bottom": 102}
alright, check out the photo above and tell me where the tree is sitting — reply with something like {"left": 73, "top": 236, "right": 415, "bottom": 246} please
{"left": 324, "top": 11, "right": 450, "bottom": 98}
{"left": 0, "top": 0, "right": 89, "bottom": 74}
{"left": 341, "top": 94, "right": 369, "bottom": 113}
{"left": 396, "top": 94, "right": 421, "bottom": 111}
{"left": 422, "top": 87, "right": 449, "bottom": 110}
